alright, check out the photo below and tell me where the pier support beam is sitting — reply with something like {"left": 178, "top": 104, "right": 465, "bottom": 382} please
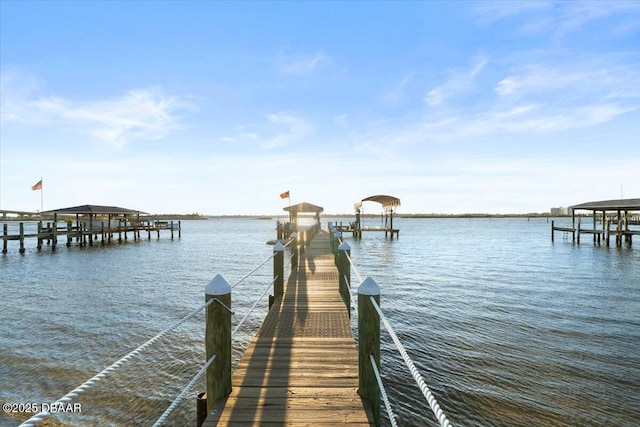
{"left": 2, "top": 224, "right": 7, "bottom": 253}
{"left": 205, "top": 274, "right": 232, "bottom": 415}
{"left": 271, "top": 242, "right": 285, "bottom": 308}
{"left": 19, "top": 222, "right": 25, "bottom": 253}
{"left": 358, "top": 277, "right": 381, "bottom": 427}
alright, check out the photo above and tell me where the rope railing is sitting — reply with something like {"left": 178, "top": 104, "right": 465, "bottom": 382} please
{"left": 344, "top": 274, "right": 358, "bottom": 316}
{"left": 331, "top": 227, "right": 452, "bottom": 427}
{"left": 370, "top": 354, "right": 399, "bottom": 427}
{"left": 151, "top": 353, "right": 217, "bottom": 427}
{"left": 19, "top": 297, "right": 220, "bottom": 427}
{"left": 232, "top": 253, "right": 275, "bottom": 288}
{"left": 370, "top": 295, "right": 452, "bottom": 427}
{"left": 232, "top": 276, "right": 276, "bottom": 336}
{"left": 344, "top": 250, "right": 363, "bottom": 283}
{"left": 232, "top": 236, "right": 296, "bottom": 289}
{"left": 155, "top": 274, "right": 278, "bottom": 426}
{"left": 19, "top": 248, "right": 287, "bottom": 427}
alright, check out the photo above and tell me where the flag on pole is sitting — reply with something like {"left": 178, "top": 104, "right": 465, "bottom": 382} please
{"left": 280, "top": 190, "right": 290, "bottom": 199}
{"left": 31, "top": 179, "right": 43, "bottom": 191}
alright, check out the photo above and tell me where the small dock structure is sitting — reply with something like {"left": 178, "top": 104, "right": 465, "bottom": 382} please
{"left": 2, "top": 204, "right": 180, "bottom": 253}
{"left": 335, "top": 195, "right": 400, "bottom": 239}
{"left": 551, "top": 198, "right": 640, "bottom": 246}
{"left": 276, "top": 202, "right": 323, "bottom": 242}
{"left": 204, "top": 226, "right": 375, "bottom": 426}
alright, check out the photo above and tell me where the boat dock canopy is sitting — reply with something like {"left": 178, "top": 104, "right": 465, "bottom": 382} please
{"left": 570, "top": 198, "right": 640, "bottom": 211}
{"left": 42, "top": 205, "right": 149, "bottom": 216}
{"left": 361, "top": 195, "right": 401, "bottom": 208}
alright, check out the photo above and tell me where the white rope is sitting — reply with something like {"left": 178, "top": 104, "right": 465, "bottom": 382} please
{"left": 151, "top": 353, "right": 217, "bottom": 427}
{"left": 19, "top": 298, "right": 217, "bottom": 427}
{"left": 370, "top": 296, "right": 453, "bottom": 427}
{"left": 232, "top": 253, "right": 275, "bottom": 288}
{"left": 343, "top": 274, "right": 358, "bottom": 316}
{"left": 370, "top": 354, "right": 399, "bottom": 427}
{"left": 233, "top": 276, "right": 276, "bottom": 336}
{"left": 344, "top": 250, "right": 363, "bottom": 283}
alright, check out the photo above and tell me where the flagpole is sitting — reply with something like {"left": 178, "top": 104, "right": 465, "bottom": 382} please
{"left": 40, "top": 176, "right": 44, "bottom": 214}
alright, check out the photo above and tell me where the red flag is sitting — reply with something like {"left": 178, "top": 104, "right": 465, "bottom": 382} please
{"left": 280, "top": 190, "right": 290, "bottom": 199}
{"left": 31, "top": 179, "right": 43, "bottom": 191}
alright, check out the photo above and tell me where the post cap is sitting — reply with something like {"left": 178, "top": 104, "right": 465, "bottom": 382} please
{"left": 338, "top": 241, "right": 351, "bottom": 251}
{"left": 273, "top": 242, "right": 285, "bottom": 252}
{"left": 205, "top": 274, "right": 231, "bottom": 296}
{"left": 358, "top": 277, "right": 380, "bottom": 295}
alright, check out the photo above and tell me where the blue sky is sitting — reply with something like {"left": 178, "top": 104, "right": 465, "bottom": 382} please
{"left": 1, "top": 1, "right": 639, "bottom": 215}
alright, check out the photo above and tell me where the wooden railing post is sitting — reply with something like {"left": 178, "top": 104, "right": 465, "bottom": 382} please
{"left": 205, "top": 274, "right": 232, "bottom": 415}
{"left": 338, "top": 241, "right": 351, "bottom": 315}
{"left": 358, "top": 277, "right": 380, "bottom": 426}
{"left": 551, "top": 220, "right": 554, "bottom": 243}
{"left": 333, "top": 231, "right": 342, "bottom": 264}
{"left": 290, "top": 232, "right": 298, "bottom": 270}
{"left": 271, "top": 242, "right": 285, "bottom": 308}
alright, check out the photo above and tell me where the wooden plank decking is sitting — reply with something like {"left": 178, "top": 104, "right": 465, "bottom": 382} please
{"left": 204, "top": 230, "right": 374, "bottom": 426}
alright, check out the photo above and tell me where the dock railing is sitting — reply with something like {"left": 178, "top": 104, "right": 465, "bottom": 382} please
{"left": 17, "top": 230, "right": 306, "bottom": 427}
{"left": 331, "top": 226, "right": 454, "bottom": 427}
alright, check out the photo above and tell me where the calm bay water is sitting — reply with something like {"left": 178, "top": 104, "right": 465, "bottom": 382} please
{"left": 1, "top": 217, "right": 639, "bottom": 426}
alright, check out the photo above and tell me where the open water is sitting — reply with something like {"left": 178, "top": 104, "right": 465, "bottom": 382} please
{"left": 1, "top": 217, "right": 639, "bottom": 426}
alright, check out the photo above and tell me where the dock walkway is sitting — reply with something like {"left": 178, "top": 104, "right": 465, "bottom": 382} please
{"left": 204, "top": 230, "right": 374, "bottom": 426}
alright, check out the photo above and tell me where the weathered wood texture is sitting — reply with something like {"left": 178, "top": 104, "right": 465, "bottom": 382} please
{"left": 204, "top": 230, "right": 374, "bottom": 426}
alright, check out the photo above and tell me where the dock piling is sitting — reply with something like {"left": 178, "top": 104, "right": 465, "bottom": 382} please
{"left": 290, "top": 232, "right": 298, "bottom": 270}
{"left": 19, "top": 222, "right": 25, "bottom": 253}
{"left": 272, "top": 242, "right": 285, "bottom": 308}
{"left": 205, "top": 274, "right": 232, "bottom": 414}
{"left": 358, "top": 277, "right": 381, "bottom": 427}
{"left": 338, "top": 241, "right": 351, "bottom": 315}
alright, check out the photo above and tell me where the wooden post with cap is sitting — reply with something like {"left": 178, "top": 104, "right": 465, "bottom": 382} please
{"left": 205, "top": 274, "right": 232, "bottom": 415}
{"left": 338, "top": 241, "right": 351, "bottom": 315}
{"left": 271, "top": 242, "right": 285, "bottom": 309}
{"left": 358, "top": 277, "right": 380, "bottom": 426}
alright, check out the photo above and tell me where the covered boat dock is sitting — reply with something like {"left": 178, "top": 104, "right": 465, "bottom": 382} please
{"left": 2, "top": 204, "right": 180, "bottom": 253}
{"left": 343, "top": 195, "right": 401, "bottom": 239}
{"left": 551, "top": 198, "right": 640, "bottom": 246}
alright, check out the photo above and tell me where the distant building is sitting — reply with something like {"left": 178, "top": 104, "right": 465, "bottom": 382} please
{"left": 550, "top": 207, "right": 571, "bottom": 216}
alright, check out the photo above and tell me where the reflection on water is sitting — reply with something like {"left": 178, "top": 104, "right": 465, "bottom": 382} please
{"left": 1, "top": 218, "right": 639, "bottom": 426}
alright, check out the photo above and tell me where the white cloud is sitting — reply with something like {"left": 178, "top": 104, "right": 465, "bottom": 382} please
{"left": 36, "top": 88, "right": 193, "bottom": 148}
{"left": 475, "top": 1, "right": 640, "bottom": 37}
{"left": 263, "top": 113, "right": 313, "bottom": 149}
{"left": 279, "top": 52, "right": 329, "bottom": 75}
{"left": 1, "top": 73, "right": 194, "bottom": 148}
{"left": 424, "top": 56, "right": 488, "bottom": 106}
{"left": 333, "top": 114, "right": 349, "bottom": 127}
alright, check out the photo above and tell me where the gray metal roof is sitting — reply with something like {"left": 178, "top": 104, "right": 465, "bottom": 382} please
{"left": 42, "top": 205, "right": 149, "bottom": 215}
{"left": 283, "top": 202, "right": 324, "bottom": 213}
{"left": 570, "top": 198, "right": 640, "bottom": 211}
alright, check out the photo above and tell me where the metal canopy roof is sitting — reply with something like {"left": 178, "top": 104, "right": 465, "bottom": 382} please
{"left": 361, "top": 195, "right": 401, "bottom": 208}
{"left": 283, "top": 202, "right": 324, "bottom": 214}
{"left": 570, "top": 198, "right": 640, "bottom": 211}
{"left": 42, "top": 204, "right": 149, "bottom": 215}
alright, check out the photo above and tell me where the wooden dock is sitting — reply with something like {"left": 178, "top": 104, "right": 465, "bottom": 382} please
{"left": 204, "top": 230, "right": 375, "bottom": 426}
